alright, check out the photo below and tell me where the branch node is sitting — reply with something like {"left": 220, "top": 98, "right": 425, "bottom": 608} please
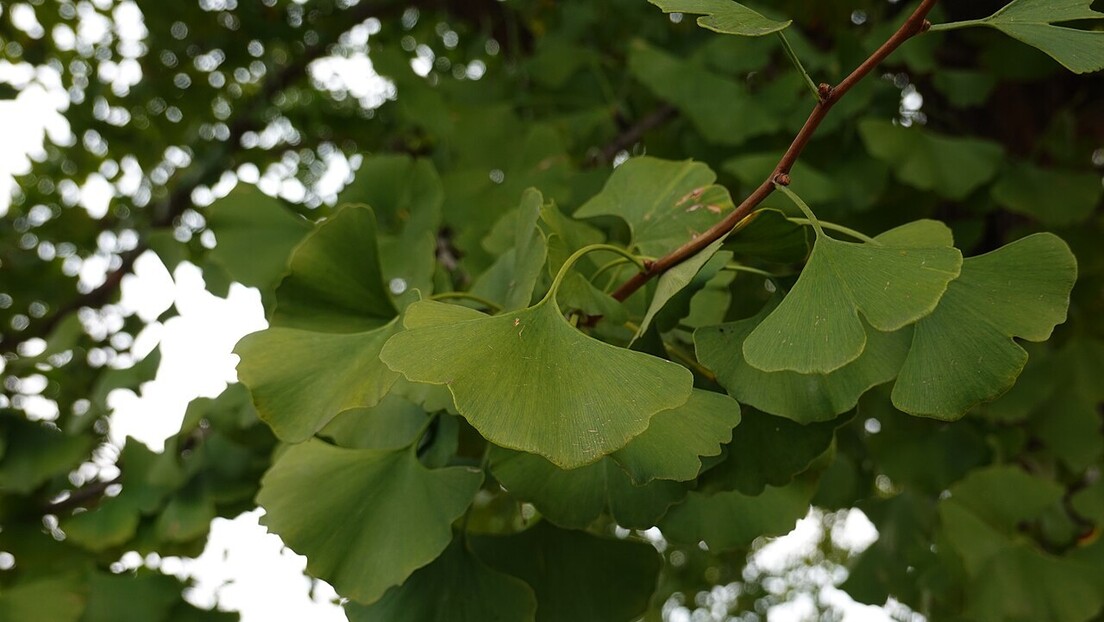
{"left": 817, "top": 83, "right": 833, "bottom": 100}
{"left": 642, "top": 259, "right": 656, "bottom": 272}
{"left": 774, "top": 173, "right": 792, "bottom": 187}
{"left": 920, "top": 19, "right": 932, "bottom": 33}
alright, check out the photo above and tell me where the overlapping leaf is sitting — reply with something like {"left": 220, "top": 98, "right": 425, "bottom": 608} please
{"left": 723, "top": 208, "right": 810, "bottom": 263}
{"left": 575, "top": 156, "right": 734, "bottom": 257}
{"left": 470, "top": 522, "right": 661, "bottom": 622}
{"left": 647, "top": 0, "right": 791, "bottom": 36}
{"left": 991, "top": 161, "right": 1103, "bottom": 226}
{"left": 381, "top": 300, "right": 694, "bottom": 468}
{"left": 235, "top": 205, "right": 402, "bottom": 442}
{"left": 637, "top": 238, "right": 730, "bottom": 338}
{"left": 205, "top": 185, "right": 311, "bottom": 305}
{"left": 660, "top": 478, "right": 815, "bottom": 550}
{"left": 256, "top": 440, "right": 482, "bottom": 604}
{"left": 892, "top": 234, "right": 1077, "bottom": 419}
{"left": 346, "top": 538, "right": 537, "bottom": 622}
{"left": 472, "top": 189, "right": 549, "bottom": 311}
{"left": 627, "top": 42, "right": 781, "bottom": 147}
{"left": 742, "top": 218, "right": 962, "bottom": 374}
{"left": 613, "top": 389, "right": 742, "bottom": 483}
{"left": 933, "top": 0, "right": 1104, "bottom": 74}
{"left": 698, "top": 302, "right": 911, "bottom": 423}
{"left": 490, "top": 448, "right": 686, "bottom": 530}
{"left": 859, "top": 120, "right": 1004, "bottom": 200}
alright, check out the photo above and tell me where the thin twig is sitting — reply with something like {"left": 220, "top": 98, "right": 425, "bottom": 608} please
{"left": 610, "top": 0, "right": 938, "bottom": 302}
{"left": 588, "top": 104, "right": 679, "bottom": 167}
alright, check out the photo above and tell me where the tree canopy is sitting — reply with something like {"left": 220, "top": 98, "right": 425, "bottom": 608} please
{"left": 1, "top": 0, "right": 1102, "bottom": 620}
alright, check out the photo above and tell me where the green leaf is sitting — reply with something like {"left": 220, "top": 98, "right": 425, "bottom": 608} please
{"left": 859, "top": 119, "right": 1004, "bottom": 200}
{"left": 236, "top": 320, "right": 402, "bottom": 443}
{"left": 892, "top": 234, "right": 1077, "bottom": 419}
{"left": 659, "top": 478, "right": 815, "bottom": 550}
{"left": 742, "top": 219, "right": 962, "bottom": 374}
{"left": 934, "top": 0, "right": 1104, "bottom": 74}
{"left": 647, "top": 0, "right": 792, "bottom": 36}
{"left": 62, "top": 495, "right": 141, "bottom": 552}
{"left": 576, "top": 157, "right": 734, "bottom": 257}
{"left": 346, "top": 537, "right": 537, "bottom": 622}
{"left": 256, "top": 440, "right": 482, "bottom": 604}
{"left": 490, "top": 448, "right": 686, "bottom": 529}
{"left": 724, "top": 156, "right": 839, "bottom": 210}
{"left": 637, "top": 238, "right": 729, "bottom": 338}
{"left": 698, "top": 408, "right": 844, "bottom": 495}
{"left": 613, "top": 389, "right": 741, "bottom": 483}
{"left": 627, "top": 42, "right": 781, "bottom": 147}
{"left": 991, "top": 162, "right": 1103, "bottom": 226}
{"left": 0, "top": 414, "right": 95, "bottom": 495}
{"left": 270, "top": 205, "right": 398, "bottom": 331}
{"left": 471, "top": 189, "right": 550, "bottom": 311}
{"left": 724, "top": 208, "right": 810, "bottom": 264}
{"left": 235, "top": 205, "right": 403, "bottom": 442}
{"left": 698, "top": 302, "right": 912, "bottom": 423}
{"left": 206, "top": 185, "right": 311, "bottom": 304}
{"left": 965, "top": 545, "right": 1104, "bottom": 622}
{"left": 319, "top": 394, "right": 430, "bottom": 450}
{"left": 945, "top": 465, "right": 1064, "bottom": 534}
{"left": 82, "top": 572, "right": 183, "bottom": 622}
{"left": 380, "top": 300, "right": 694, "bottom": 469}
{"left": 0, "top": 576, "right": 85, "bottom": 622}
{"left": 470, "top": 522, "right": 661, "bottom": 622}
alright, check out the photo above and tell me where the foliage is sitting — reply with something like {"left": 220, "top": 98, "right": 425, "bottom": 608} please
{"left": 1, "top": 0, "right": 1103, "bottom": 620}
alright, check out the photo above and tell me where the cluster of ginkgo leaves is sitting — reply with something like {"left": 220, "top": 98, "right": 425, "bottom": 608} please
{"left": 219, "top": 0, "right": 1104, "bottom": 620}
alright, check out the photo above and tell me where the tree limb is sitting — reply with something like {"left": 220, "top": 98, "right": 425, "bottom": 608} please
{"left": 610, "top": 0, "right": 939, "bottom": 302}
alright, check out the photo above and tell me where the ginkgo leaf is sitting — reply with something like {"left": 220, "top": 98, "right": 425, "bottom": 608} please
{"left": 628, "top": 42, "right": 782, "bottom": 147}
{"left": 724, "top": 209, "right": 810, "bottom": 264}
{"left": 932, "top": 0, "right": 1104, "bottom": 74}
{"left": 991, "top": 161, "right": 1103, "bottom": 226}
{"left": 659, "top": 478, "right": 815, "bottom": 550}
{"left": 256, "top": 440, "right": 482, "bottom": 605}
{"left": 892, "top": 234, "right": 1077, "bottom": 419}
{"left": 470, "top": 522, "right": 661, "bottom": 622}
{"left": 648, "top": 0, "right": 792, "bottom": 36}
{"left": 612, "top": 389, "right": 741, "bottom": 483}
{"left": 698, "top": 408, "right": 846, "bottom": 495}
{"left": 236, "top": 320, "right": 402, "bottom": 443}
{"left": 490, "top": 448, "right": 687, "bottom": 530}
{"left": 271, "top": 205, "right": 398, "bottom": 332}
{"left": 345, "top": 537, "right": 537, "bottom": 622}
{"left": 319, "top": 394, "right": 430, "bottom": 450}
{"left": 575, "top": 157, "right": 734, "bottom": 257}
{"left": 860, "top": 120, "right": 1004, "bottom": 200}
{"left": 235, "top": 205, "right": 402, "bottom": 442}
{"left": 381, "top": 299, "right": 694, "bottom": 468}
{"left": 637, "top": 237, "right": 729, "bottom": 338}
{"left": 472, "top": 189, "right": 549, "bottom": 311}
{"left": 698, "top": 302, "right": 912, "bottom": 423}
{"left": 742, "top": 217, "right": 962, "bottom": 374}
{"left": 205, "top": 185, "right": 311, "bottom": 304}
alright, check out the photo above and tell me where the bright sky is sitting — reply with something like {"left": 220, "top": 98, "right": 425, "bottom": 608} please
{"left": 0, "top": 2, "right": 916, "bottom": 620}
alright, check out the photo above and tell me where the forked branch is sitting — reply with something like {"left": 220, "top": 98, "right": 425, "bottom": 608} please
{"left": 610, "top": 0, "right": 939, "bottom": 302}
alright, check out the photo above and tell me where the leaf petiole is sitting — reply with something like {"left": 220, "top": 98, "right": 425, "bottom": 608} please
{"left": 777, "top": 31, "right": 822, "bottom": 101}
{"left": 546, "top": 244, "right": 646, "bottom": 305}
{"left": 787, "top": 218, "right": 880, "bottom": 245}
{"left": 428, "top": 291, "right": 504, "bottom": 313}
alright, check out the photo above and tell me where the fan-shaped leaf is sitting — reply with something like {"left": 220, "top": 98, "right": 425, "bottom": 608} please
{"left": 346, "top": 537, "right": 537, "bottom": 622}
{"left": 932, "top": 0, "right": 1104, "bottom": 74}
{"left": 256, "top": 441, "right": 482, "bottom": 605}
{"left": 660, "top": 478, "right": 815, "bottom": 550}
{"left": 860, "top": 120, "right": 1004, "bottom": 200}
{"left": 613, "top": 389, "right": 741, "bottom": 483}
{"left": 892, "top": 234, "right": 1077, "bottom": 419}
{"left": 575, "top": 157, "right": 733, "bottom": 257}
{"left": 648, "top": 0, "right": 791, "bottom": 36}
{"left": 470, "top": 522, "right": 661, "bottom": 622}
{"left": 381, "top": 300, "right": 694, "bottom": 468}
{"left": 699, "top": 305, "right": 910, "bottom": 423}
{"left": 235, "top": 205, "right": 402, "bottom": 442}
{"left": 490, "top": 448, "right": 686, "bottom": 530}
{"left": 742, "top": 219, "right": 961, "bottom": 374}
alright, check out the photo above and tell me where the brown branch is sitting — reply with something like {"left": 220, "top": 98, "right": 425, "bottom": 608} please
{"left": 0, "top": 1, "right": 385, "bottom": 356}
{"left": 43, "top": 475, "right": 121, "bottom": 514}
{"left": 610, "top": 0, "right": 938, "bottom": 302}
{"left": 588, "top": 104, "right": 679, "bottom": 167}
